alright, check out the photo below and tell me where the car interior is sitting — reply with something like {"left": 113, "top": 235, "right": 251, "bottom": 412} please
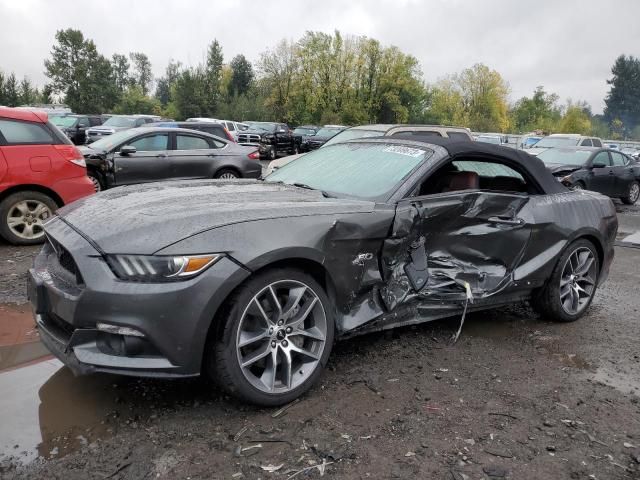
{"left": 413, "top": 156, "right": 538, "bottom": 197}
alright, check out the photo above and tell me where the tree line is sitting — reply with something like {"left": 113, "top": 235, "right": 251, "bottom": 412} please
{"left": 1, "top": 28, "right": 639, "bottom": 139}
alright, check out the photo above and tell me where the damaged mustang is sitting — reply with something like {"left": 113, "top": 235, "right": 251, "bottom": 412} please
{"left": 28, "top": 137, "right": 617, "bottom": 405}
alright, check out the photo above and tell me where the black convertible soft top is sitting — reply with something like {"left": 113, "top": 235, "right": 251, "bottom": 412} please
{"left": 390, "top": 135, "right": 567, "bottom": 195}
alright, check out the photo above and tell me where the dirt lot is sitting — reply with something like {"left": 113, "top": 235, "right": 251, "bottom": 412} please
{"left": 1, "top": 205, "right": 639, "bottom": 480}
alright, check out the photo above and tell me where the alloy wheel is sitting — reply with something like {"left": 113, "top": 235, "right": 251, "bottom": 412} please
{"left": 559, "top": 247, "right": 597, "bottom": 315}
{"left": 89, "top": 175, "right": 102, "bottom": 192}
{"left": 236, "top": 280, "right": 328, "bottom": 394}
{"left": 6, "top": 200, "right": 52, "bottom": 240}
{"left": 572, "top": 183, "right": 584, "bottom": 191}
{"left": 218, "top": 172, "right": 238, "bottom": 179}
{"left": 629, "top": 183, "right": 640, "bottom": 203}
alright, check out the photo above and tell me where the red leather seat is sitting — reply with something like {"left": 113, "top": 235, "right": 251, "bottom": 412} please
{"left": 443, "top": 171, "right": 479, "bottom": 192}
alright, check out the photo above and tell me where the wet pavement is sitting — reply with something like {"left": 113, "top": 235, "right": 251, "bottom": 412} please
{"left": 0, "top": 204, "right": 639, "bottom": 479}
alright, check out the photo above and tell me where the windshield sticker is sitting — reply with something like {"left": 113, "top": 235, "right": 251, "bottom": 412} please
{"left": 383, "top": 145, "right": 424, "bottom": 158}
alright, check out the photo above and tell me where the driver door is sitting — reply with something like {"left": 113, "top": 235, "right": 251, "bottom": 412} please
{"left": 587, "top": 151, "right": 613, "bottom": 195}
{"left": 111, "top": 132, "right": 170, "bottom": 185}
{"left": 382, "top": 159, "right": 533, "bottom": 310}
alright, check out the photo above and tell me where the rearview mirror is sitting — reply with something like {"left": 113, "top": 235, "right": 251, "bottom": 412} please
{"left": 120, "top": 145, "right": 137, "bottom": 155}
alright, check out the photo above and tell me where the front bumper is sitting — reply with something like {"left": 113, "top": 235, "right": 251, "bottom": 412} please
{"left": 29, "top": 218, "right": 251, "bottom": 377}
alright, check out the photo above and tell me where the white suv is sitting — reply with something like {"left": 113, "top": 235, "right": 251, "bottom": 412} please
{"left": 527, "top": 134, "right": 603, "bottom": 156}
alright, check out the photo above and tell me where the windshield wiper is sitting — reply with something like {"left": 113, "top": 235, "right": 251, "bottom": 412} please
{"left": 292, "top": 182, "right": 335, "bottom": 198}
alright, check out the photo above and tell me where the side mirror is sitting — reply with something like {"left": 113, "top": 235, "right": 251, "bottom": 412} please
{"left": 120, "top": 145, "right": 137, "bottom": 155}
{"left": 591, "top": 162, "right": 606, "bottom": 169}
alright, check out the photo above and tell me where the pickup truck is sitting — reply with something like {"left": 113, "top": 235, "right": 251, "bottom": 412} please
{"left": 238, "top": 121, "right": 299, "bottom": 159}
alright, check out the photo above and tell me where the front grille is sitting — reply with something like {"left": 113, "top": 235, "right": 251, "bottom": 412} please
{"left": 46, "top": 235, "right": 84, "bottom": 286}
{"left": 238, "top": 133, "right": 261, "bottom": 145}
{"left": 307, "top": 142, "right": 323, "bottom": 150}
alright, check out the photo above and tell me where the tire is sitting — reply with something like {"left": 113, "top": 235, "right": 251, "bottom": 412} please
{"left": 572, "top": 181, "right": 585, "bottom": 191}
{"left": 208, "top": 268, "right": 334, "bottom": 406}
{"left": 292, "top": 144, "right": 300, "bottom": 155}
{"left": 621, "top": 181, "right": 640, "bottom": 205}
{"left": 269, "top": 146, "right": 277, "bottom": 161}
{"left": 0, "top": 191, "right": 57, "bottom": 245}
{"left": 214, "top": 169, "right": 240, "bottom": 179}
{"left": 531, "top": 238, "right": 600, "bottom": 322}
{"left": 87, "top": 171, "right": 103, "bottom": 192}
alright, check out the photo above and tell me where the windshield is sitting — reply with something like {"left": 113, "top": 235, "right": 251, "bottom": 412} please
{"left": 266, "top": 142, "right": 430, "bottom": 200}
{"left": 87, "top": 130, "right": 136, "bottom": 150}
{"left": 476, "top": 136, "right": 501, "bottom": 144}
{"left": 323, "top": 128, "right": 383, "bottom": 147}
{"left": 537, "top": 149, "right": 592, "bottom": 166}
{"left": 103, "top": 116, "right": 136, "bottom": 128}
{"left": 314, "top": 128, "right": 342, "bottom": 138}
{"left": 294, "top": 128, "right": 316, "bottom": 135}
{"left": 50, "top": 116, "right": 78, "bottom": 128}
{"left": 244, "top": 122, "right": 276, "bottom": 132}
{"left": 534, "top": 136, "right": 580, "bottom": 148}
{"left": 524, "top": 137, "right": 541, "bottom": 146}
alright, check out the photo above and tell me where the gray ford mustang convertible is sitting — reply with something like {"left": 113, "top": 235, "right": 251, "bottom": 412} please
{"left": 29, "top": 137, "right": 617, "bottom": 405}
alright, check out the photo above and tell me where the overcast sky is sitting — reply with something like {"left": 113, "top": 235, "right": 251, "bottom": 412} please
{"left": 2, "top": 0, "right": 639, "bottom": 113}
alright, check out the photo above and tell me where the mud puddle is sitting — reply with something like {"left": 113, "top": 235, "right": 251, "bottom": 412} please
{"left": 0, "top": 303, "right": 49, "bottom": 371}
{"left": 0, "top": 357, "right": 211, "bottom": 465}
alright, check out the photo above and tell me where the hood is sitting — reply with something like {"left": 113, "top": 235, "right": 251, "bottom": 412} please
{"left": 526, "top": 147, "right": 548, "bottom": 156}
{"left": 544, "top": 163, "right": 582, "bottom": 175}
{"left": 241, "top": 128, "right": 271, "bottom": 136}
{"left": 89, "top": 126, "right": 128, "bottom": 133}
{"left": 54, "top": 180, "right": 374, "bottom": 254}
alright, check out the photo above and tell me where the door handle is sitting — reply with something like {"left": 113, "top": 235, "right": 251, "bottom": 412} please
{"left": 156, "top": 153, "right": 168, "bottom": 158}
{"left": 488, "top": 216, "right": 524, "bottom": 226}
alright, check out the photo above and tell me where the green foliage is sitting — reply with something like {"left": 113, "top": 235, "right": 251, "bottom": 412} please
{"left": 230, "top": 55, "right": 254, "bottom": 96}
{"left": 113, "top": 85, "right": 160, "bottom": 115}
{"left": 155, "top": 60, "right": 181, "bottom": 106}
{"left": 4, "top": 73, "right": 19, "bottom": 107}
{"left": 44, "top": 29, "right": 118, "bottom": 112}
{"left": 604, "top": 55, "right": 640, "bottom": 137}
{"left": 129, "top": 52, "right": 153, "bottom": 96}
{"left": 19, "top": 77, "right": 37, "bottom": 105}
{"left": 111, "top": 54, "right": 132, "bottom": 93}
{"left": 509, "top": 86, "right": 561, "bottom": 133}
{"left": 558, "top": 104, "right": 592, "bottom": 134}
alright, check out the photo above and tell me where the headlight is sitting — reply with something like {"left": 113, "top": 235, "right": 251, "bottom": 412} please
{"left": 106, "top": 254, "right": 221, "bottom": 282}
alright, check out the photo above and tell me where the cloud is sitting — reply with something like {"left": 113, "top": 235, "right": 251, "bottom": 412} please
{"left": 2, "top": 0, "right": 639, "bottom": 113}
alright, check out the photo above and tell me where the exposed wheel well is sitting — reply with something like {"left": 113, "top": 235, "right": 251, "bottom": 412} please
{"left": 0, "top": 184, "right": 64, "bottom": 207}
{"left": 578, "top": 234, "right": 604, "bottom": 272}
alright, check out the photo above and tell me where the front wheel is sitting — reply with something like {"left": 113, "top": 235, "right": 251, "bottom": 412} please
{"left": 214, "top": 169, "right": 240, "bottom": 179}
{"left": 621, "top": 181, "right": 640, "bottom": 205}
{"left": 531, "top": 239, "right": 599, "bottom": 322}
{"left": 0, "top": 191, "right": 57, "bottom": 245}
{"left": 269, "top": 146, "right": 277, "bottom": 161}
{"left": 88, "top": 172, "right": 103, "bottom": 192}
{"left": 209, "top": 268, "right": 334, "bottom": 406}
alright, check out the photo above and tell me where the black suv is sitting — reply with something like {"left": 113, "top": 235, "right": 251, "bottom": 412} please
{"left": 239, "top": 122, "right": 298, "bottom": 159}
{"left": 49, "top": 114, "right": 104, "bottom": 145}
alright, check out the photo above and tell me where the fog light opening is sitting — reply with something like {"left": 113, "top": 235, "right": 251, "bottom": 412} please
{"left": 97, "top": 322, "right": 145, "bottom": 338}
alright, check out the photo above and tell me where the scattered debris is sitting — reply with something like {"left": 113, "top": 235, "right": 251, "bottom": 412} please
{"left": 623, "top": 442, "right": 637, "bottom": 448}
{"left": 234, "top": 426, "right": 249, "bottom": 442}
{"left": 483, "top": 465, "right": 508, "bottom": 477}
{"left": 488, "top": 412, "right": 519, "bottom": 420}
{"left": 272, "top": 399, "right": 300, "bottom": 419}
{"left": 484, "top": 447, "right": 513, "bottom": 459}
{"left": 404, "top": 451, "right": 416, "bottom": 457}
{"left": 579, "top": 430, "right": 609, "bottom": 447}
{"left": 286, "top": 459, "right": 333, "bottom": 479}
{"left": 261, "top": 463, "right": 284, "bottom": 473}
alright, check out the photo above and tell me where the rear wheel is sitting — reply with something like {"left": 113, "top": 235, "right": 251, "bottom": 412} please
{"left": 0, "top": 191, "right": 57, "bottom": 245}
{"left": 621, "top": 181, "right": 640, "bottom": 205}
{"left": 214, "top": 169, "right": 240, "bottom": 179}
{"left": 531, "top": 239, "right": 599, "bottom": 322}
{"left": 269, "top": 146, "right": 277, "bottom": 161}
{"left": 87, "top": 171, "right": 103, "bottom": 192}
{"left": 208, "top": 268, "right": 334, "bottom": 406}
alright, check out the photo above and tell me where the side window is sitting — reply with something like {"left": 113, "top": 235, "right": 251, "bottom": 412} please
{"left": 611, "top": 152, "right": 626, "bottom": 166}
{"left": 176, "top": 135, "right": 211, "bottom": 150}
{"left": 0, "top": 119, "right": 54, "bottom": 144}
{"left": 580, "top": 139, "right": 593, "bottom": 146}
{"left": 391, "top": 130, "right": 443, "bottom": 138}
{"left": 207, "top": 126, "right": 226, "bottom": 138}
{"left": 415, "top": 158, "right": 532, "bottom": 197}
{"left": 447, "top": 131, "right": 471, "bottom": 140}
{"left": 126, "top": 133, "right": 168, "bottom": 152}
{"left": 78, "top": 117, "right": 89, "bottom": 128}
{"left": 89, "top": 117, "right": 101, "bottom": 126}
{"left": 226, "top": 122, "right": 236, "bottom": 131}
{"left": 592, "top": 152, "right": 611, "bottom": 167}
{"left": 592, "top": 138, "right": 602, "bottom": 147}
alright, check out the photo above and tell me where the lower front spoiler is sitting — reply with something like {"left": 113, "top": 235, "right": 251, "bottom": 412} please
{"left": 36, "top": 314, "right": 198, "bottom": 379}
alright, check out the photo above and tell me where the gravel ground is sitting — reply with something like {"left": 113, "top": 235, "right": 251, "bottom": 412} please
{"left": 0, "top": 205, "right": 639, "bottom": 480}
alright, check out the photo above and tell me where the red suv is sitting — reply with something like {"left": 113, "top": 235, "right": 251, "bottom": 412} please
{"left": 0, "top": 107, "right": 95, "bottom": 245}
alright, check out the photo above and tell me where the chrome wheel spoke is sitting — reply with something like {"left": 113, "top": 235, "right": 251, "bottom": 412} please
{"left": 253, "top": 298, "right": 275, "bottom": 328}
{"left": 241, "top": 343, "right": 271, "bottom": 368}
{"left": 12, "top": 202, "right": 28, "bottom": 216}
{"left": 7, "top": 217, "right": 24, "bottom": 228}
{"left": 289, "top": 326, "right": 326, "bottom": 342}
{"left": 287, "top": 297, "right": 318, "bottom": 330}
{"left": 32, "top": 203, "right": 50, "bottom": 219}
{"left": 267, "top": 286, "right": 283, "bottom": 317}
{"left": 238, "top": 329, "right": 269, "bottom": 348}
{"left": 281, "top": 348, "right": 293, "bottom": 389}
{"left": 288, "top": 343, "right": 321, "bottom": 361}
{"left": 281, "top": 286, "right": 306, "bottom": 318}
{"left": 559, "top": 247, "right": 597, "bottom": 315}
